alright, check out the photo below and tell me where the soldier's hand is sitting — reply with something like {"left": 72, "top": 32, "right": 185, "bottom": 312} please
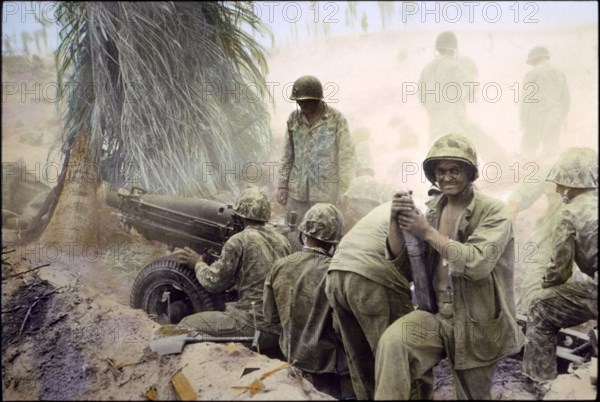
{"left": 277, "top": 188, "right": 288, "bottom": 206}
{"left": 397, "top": 208, "right": 429, "bottom": 237}
{"left": 172, "top": 247, "right": 203, "bottom": 268}
{"left": 391, "top": 191, "right": 414, "bottom": 220}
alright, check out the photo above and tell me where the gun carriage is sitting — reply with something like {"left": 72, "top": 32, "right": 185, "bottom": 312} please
{"left": 106, "top": 187, "right": 296, "bottom": 324}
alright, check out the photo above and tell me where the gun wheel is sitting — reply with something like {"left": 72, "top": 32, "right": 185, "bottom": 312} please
{"left": 130, "top": 256, "right": 224, "bottom": 324}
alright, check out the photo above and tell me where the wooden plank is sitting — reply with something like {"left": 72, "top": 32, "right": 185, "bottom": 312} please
{"left": 556, "top": 346, "right": 586, "bottom": 364}
{"left": 561, "top": 327, "right": 590, "bottom": 342}
{"left": 589, "top": 357, "right": 597, "bottom": 385}
{"left": 171, "top": 371, "right": 197, "bottom": 401}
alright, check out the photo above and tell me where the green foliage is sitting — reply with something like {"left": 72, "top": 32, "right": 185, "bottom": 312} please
{"left": 54, "top": 2, "right": 274, "bottom": 198}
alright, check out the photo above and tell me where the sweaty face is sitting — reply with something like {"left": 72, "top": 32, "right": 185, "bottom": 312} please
{"left": 434, "top": 160, "right": 469, "bottom": 195}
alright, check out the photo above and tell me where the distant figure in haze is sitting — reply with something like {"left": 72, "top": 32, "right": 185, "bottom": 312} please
{"left": 419, "top": 31, "right": 510, "bottom": 166}
{"left": 519, "top": 46, "right": 571, "bottom": 159}
{"left": 419, "top": 31, "right": 477, "bottom": 143}
{"left": 340, "top": 127, "right": 396, "bottom": 233}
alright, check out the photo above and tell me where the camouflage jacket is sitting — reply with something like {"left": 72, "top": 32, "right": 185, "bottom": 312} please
{"left": 418, "top": 55, "right": 477, "bottom": 113}
{"left": 520, "top": 63, "right": 570, "bottom": 126}
{"left": 263, "top": 247, "right": 338, "bottom": 374}
{"left": 278, "top": 104, "right": 355, "bottom": 203}
{"left": 543, "top": 190, "right": 598, "bottom": 287}
{"left": 395, "top": 190, "right": 525, "bottom": 370}
{"left": 194, "top": 226, "right": 292, "bottom": 333}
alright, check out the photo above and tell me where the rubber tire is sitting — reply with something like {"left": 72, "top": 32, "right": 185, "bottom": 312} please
{"left": 130, "top": 256, "right": 225, "bottom": 324}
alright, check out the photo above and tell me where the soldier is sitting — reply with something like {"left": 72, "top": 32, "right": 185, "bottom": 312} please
{"left": 340, "top": 160, "right": 396, "bottom": 235}
{"left": 419, "top": 31, "right": 477, "bottom": 142}
{"left": 507, "top": 148, "right": 592, "bottom": 313}
{"left": 419, "top": 31, "right": 509, "bottom": 165}
{"left": 522, "top": 148, "right": 597, "bottom": 394}
{"left": 277, "top": 75, "right": 356, "bottom": 226}
{"left": 519, "top": 46, "right": 570, "bottom": 159}
{"left": 374, "top": 134, "right": 524, "bottom": 400}
{"left": 173, "top": 187, "right": 293, "bottom": 357}
{"left": 263, "top": 203, "right": 354, "bottom": 399}
{"left": 325, "top": 201, "right": 416, "bottom": 399}
{"left": 337, "top": 126, "right": 396, "bottom": 234}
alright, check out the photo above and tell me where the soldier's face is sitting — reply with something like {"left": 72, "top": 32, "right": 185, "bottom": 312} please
{"left": 297, "top": 99, "right": 320, "bottom": 114}
{"left": 435, "top": 160, "right": 469, "bottom": 195}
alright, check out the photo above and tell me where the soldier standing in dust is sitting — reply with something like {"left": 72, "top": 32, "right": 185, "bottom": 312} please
{"left": 277, "top": 75, "right": 356, "bottom": 226}
{"left": 519, "top": 46, "right": 570, "bottom": 159}
{"left": 419, "top": 31, "right": 477, "bottom": 142}
{"left": 419, "top": 31, "right": 509, "bottom": 165}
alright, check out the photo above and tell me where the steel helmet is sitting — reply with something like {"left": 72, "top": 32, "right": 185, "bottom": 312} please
{"left": 290, "top": 75, "right": 323, "bottom": 101}
{"left": 299, "top": 203, "right": 344, "bottom": 244}
{"left": 435, "top": 31, "right": 457, "bottom": 50}
{"left": 233, "top": 187, "right": 271, "bottom": 222}
{"left": 546, "top": 147, "right": 598, "bottom": 189}
{"left": 527, "top": 46, "right": 550, "bottom": 65}
{"left": 423, "top": 134, "right": 479, "bottom": 184}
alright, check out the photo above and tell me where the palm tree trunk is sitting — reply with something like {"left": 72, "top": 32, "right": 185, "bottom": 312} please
{"left": 39, "top": 129, "right": 100, "bottom": 248}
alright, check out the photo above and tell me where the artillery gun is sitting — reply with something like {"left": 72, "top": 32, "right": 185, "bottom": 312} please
{"left": 106, "top": 187, "right": 298, "bottom": 325}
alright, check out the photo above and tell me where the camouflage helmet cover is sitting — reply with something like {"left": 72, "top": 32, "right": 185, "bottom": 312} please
{"left": 423, "top": 134, "right": 479, "bottom": 184}
{"left": 435, "top": 31, "right": 458, "bottom": 50}
{"left": 233, "top": 187, "right": 271, "bottom": 222}
{"left": 299, "top": 203, "right": 344, "bottom": 244}
{"left": 527, "top": 46, "right": 550, "bottom": 65}
{"left": 546, "top": 147, "right": 598, "bottom": 189}
{"left": 290, "top": 75, "right": 324, "bottom": 101}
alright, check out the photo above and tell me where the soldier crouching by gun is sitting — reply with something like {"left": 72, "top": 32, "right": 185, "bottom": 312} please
{"left": 171, "top": 187, "right": 292, "bottom": 358}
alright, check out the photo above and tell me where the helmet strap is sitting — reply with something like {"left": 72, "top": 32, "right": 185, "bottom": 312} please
{"left": 460, "top": 182, "right": 473, "bottom": 195}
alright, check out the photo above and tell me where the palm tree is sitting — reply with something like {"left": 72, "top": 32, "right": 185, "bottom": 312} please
{"left": 21, "top": 31, "right": 33, "bottom": 55}
{"left": 378, "top": 1, "right": 395, "bottom": 29}
{"left": 345, "top": 1, "right": 358, "bottom": 29}
{"left": 27, "top": 2, "right": 273, "bottom": 245}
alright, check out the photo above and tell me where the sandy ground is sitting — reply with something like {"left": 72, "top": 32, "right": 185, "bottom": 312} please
{"left": 2, "top": 20, "right": 598, "bottom": 401}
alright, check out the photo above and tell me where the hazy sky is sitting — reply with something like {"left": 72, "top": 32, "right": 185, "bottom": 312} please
{"left": 2, "top": 1, "right": 598, "bottom": 53}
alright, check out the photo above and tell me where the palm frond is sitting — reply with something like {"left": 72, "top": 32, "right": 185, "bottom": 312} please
{"left": 53, "top": 1, "right": 274, "bottom": 199}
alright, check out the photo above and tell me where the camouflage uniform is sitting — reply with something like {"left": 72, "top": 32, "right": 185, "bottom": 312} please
{"left": 374, "top": 135, "right": 524, "bottom": 400}
{"left": 278, "top": 104, "right": 355, "bottom": 223}
{"left": 519, "top": 48, "right": 570, "bottom": 158}
{"left": 179, "top": 188, "right": 293, "bottom": 354}
{"left": 264, "top": 203, "right": 351, "bottom": 399}
{"left": 264, "top": 249, "right": 338, "bottom": 371}
{"left": 326, "top": 202, "right": 415, "bottom": 400}
{"left": 514, "top": 149, "right": 592, "bottom": 313}
{"left": 522, "top": 150, "right": 598, "bottom": 383}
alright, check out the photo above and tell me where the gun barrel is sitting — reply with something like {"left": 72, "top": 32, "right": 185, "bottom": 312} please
{"left": 104, "top": 189, "right": 243, "bottom": 259}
